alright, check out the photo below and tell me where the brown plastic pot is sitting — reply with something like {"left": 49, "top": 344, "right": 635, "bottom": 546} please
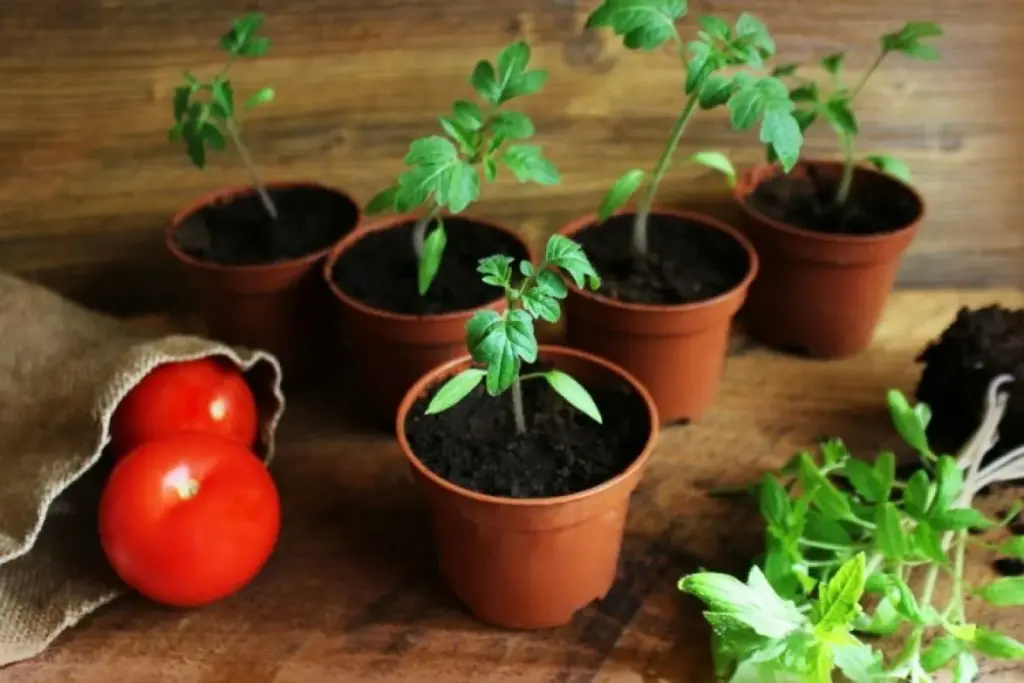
{"left": 324, "top": 214, "right": 533, "bottom": 426}
{"left": 167, "top": 181, "right": 360, "bottom": 383}
{"left": 396, "top": 345, "right": 659, "bottom": 629}
{"left": 558, "top": 209, "right": 757, "bottom": 425}
{"left": 733, "top": 160, "right": 924, "bottom": 358}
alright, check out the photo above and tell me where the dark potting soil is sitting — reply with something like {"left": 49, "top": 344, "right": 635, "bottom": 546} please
{"left": 331, "top": 218, "right": 529, "bottom": 315}
{"left": 404, "top": 364, "right": 651, "bottom": 498}
{"left": 174, "top": 185, "right": 359, "bottom": 266}
{"left": 573, "top": 213, "right": 750, "bottom": 305}
{"left": 914, "top": 305, "right": 1024, "bottom": 465}
{"left": 748, "top": 168, "right": 919, "bottom": 236}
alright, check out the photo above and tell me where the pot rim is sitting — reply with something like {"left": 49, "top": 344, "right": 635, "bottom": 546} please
{"left": 395, "top": 344, "right": 660, "bottom": 507}
{"left": 323, "top": 212, "right": 535, "bottom": 324}
{"left": 165, "top": 180, "right": 362, "bottom": 274}
{"left": 733, "top": 158, "right": 927, "bottom": 245}
{"left": 558, "top": 207, "right": 759, "bottom": 314}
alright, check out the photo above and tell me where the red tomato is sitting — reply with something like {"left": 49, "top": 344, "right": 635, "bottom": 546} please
{"left": 109, "top": 357, "right": 258, "bottom": 456}
{"left": 98, "top": 433, "right": 281, "bottom": 607}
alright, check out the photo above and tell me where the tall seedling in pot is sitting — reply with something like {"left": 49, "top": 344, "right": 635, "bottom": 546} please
{"left": 425, "top": 235, "right": 602, "bottom": 434}
{"left": 169, "top": 13, "right": 278, "bottom": 223}
{"left": 586, "top": 0, "right": 805, "bottom": 255}
{"left": 365, "top": 41, "right": 560, "bottom": 296}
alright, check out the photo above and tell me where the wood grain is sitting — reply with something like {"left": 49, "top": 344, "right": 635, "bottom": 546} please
{"left": 1, "top": 0, "right": 1022, "bottom": 315}
{"left": 3, "top": 288, "right": 1023, "bottom": 682}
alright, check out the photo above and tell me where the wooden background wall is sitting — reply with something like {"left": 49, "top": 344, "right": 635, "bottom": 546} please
{"left": 1, "top": 0, "right": 1022, "bottom": 315}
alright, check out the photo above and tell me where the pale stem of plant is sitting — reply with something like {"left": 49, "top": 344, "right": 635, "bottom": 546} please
{"left": 849, "top": 50, "right": 887, "bottom": 101}
{"left": 835, "top": 130, "right": 857, "bottom": 206}
{"left": 510, "top": 377, "right": 527, "bottom": 434}
{"left": 633, "top": 92, "right": 701, "bottom": 255}
{"left": 412, "top": 204, "right": 443, "bottom": 260}
{"left": 224, "top": 118, "right": 279, "bottom": 220}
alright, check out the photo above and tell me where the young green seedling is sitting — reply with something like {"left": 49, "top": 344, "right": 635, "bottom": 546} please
{"left": 679, "top": 376, "right": 1024, "bottom": 682}
{"left": 424, "top": 235, "right": 603, "bottom": 434}
{"left": 364, "top": 41, "right": 560, "bottom": 297}
{"left": 768, "top": 22, "right": 944, "bottom": 207}
{"left": 169, "top": 13, "right": 278, "bottom": 220}
{"left": 585, "top": 0, "right": 805, "bottom": 255}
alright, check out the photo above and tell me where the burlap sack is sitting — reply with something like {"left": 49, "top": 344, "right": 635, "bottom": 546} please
{"left": 0, "top": 271, "right": 286, "bottom": 667}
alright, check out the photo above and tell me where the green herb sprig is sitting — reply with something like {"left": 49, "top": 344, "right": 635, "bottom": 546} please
{"left": 585, "top": 0, "right": 805, "bottom": 255}
{"left": 169, "top": 13, "right": 278, "bottom": 220}
{"left": 364, "top": 41, "right": 559, "bottom": 296}
{"left": 425, "top": 235, "right": 602, "bottom": 434}
{"left": 769, "top": 22, "right": 944, "bottom": 207}
{"left": 680, "top": 375, "right": 1024, "bottom": 682}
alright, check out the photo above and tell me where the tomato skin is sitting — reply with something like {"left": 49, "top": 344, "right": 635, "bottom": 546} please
{"left": 109, "top": 357, "right": 258, "bottom": 456}
{"left": 98, "top": 433, "right": 281, "bottom": 608}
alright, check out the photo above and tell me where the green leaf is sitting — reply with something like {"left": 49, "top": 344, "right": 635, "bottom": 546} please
{"left": 545, "top": 370, "right": 602, "bottom": 423}
{"left": 678, "top": 566, "right": 807, "bottom": 639}
{"left": 535, "top": 268, "right": 569, "bottom": 299}
{"left": 797, "top": 453, "right": 852, "bottom": 520}
{"left": 489, "top": 111, "right": 535, "bottom": 140}
{"left": 417, "top": 220, "right": 447, "bottom": 295}
{"left": 875, "top": 503, "right": 906, "bottom": 559}
{"left": 771, "top": 63, "right": 799, "bottom": 77}
{"left": 824, "top": 97, "right": 858, "bottom": 136}
{"left": 856, "top": 595, "right": 903, "bottom": 636}
{"left": 477, "top": 254, "right": 514, "bottom": 287}
{"left": 758, "top": 474, "right": 790, "bottom": 526}
{"left": 912, "top": 523, "right": 950, "bottom": 565}
{"left": 466, "top": 309, "right": 537, "bottom": 395}
{"left": 821, "top": 52, "right": 845, "bottom": 76}
{"left": 920, "top": 635, "right": 962, "bottom": 673}
{"left": 887, "top": 390, "right": 932, "bottom": 455}
{"left": 452, "top": 100, "right": 484, "bottom": 131}
{"left": 202, "top": 123, "right": 226, "bottom": 150}
{"left": 698, "top": 74, "right": 734, "bottom": 109}
{"left": 931, "top": 455, "right": 963, "bottom": 516}
{"left": 172, "top": 86, "right": 191, "bottom": 122}
{"left": 211, "top": 78, "right": 235, "bottom": 119}
{"left": 882, "top": 22, "right": 944, "bottom": 60}
{"left": 805, "top": 509, "right": 853, "bottom": 546}
{"left": 502, "top": 70, "right": 549, "bottom": 101}
{"left": 697, "top": 15, "right": 730, "bottom": 39}
{"left": 364, "top": 186, "right": 398, "bottom": 215}
{"left": 874, "top": 451, "right": 896, "bottom": 501}
{"left": 974, "top": 628, "right": 1024, "bottom": 659}
{"left": 585, "top": 0, "right": 688, "bottom": 52}
{"left": 734, "top": 13, "right": 775, "bottom": 59}
{"left": 520, "top": 286, "right": 560, "bottom": 323}
{"left": 482, "top": 157, "right": 498, "bottom": 182}
{"left": 439, "top": 116, "right": 475, "bottom": 152}
{"left": 728, "top": 75, "right": 803, "bottom": 173}
{"left": 544, "top": 234, "right": 600, "bottom": 290}
{"left": 244, "top": 87, "right": 275, "bottom": 110}
{"left": 470, "top": 60, "right": 501, "bottom": 104}
{"left": 442, "top": 161, "right": 481, "bottom": 214}
{"left": 397, "top": 135, "right": 461, "bottom": 209}
{"left": 685, "top": 41, "right": 714, "bottom": 95}
{"left": 904, "top": 469, "right": 933, "bottom": 518}
{"left": 843, "top": 457, "right": 882, "bottom": 502}
{"left": 425, "top": 368, "right": 486, "bottom": 415}
{"left": 501, "top": 145, "right": 561, "bottom": 185}
{"left": 975, "top": 577, "right": 1024, "bottom": 607}
{"left": 597, "top": 169, "right": 645, "bottom": 220}
{"left": 864, "top": 154, "right": 912, "bottom": 184}
{"left": 931, "top": 507, "right": 995, "bottom": 532}
{"left": 953, "top": 652, "right": 979, "bottom": 683}
{"left": 999, "top": 536, "right": 1024, "bottom": 558}
{"left": 814, "top": 553, "right": 865, "bottom": 630}
{"left": 833, "top": 642, "right": 884, "bottom": 683}
{"left": 789, "top": 83, "right": 819, "bottom": 103}
{"left": 496, "top": 41, "right": 531, "bottom": 91}
{"left": 688, "top": 151, "right": 736, "bottom": 187}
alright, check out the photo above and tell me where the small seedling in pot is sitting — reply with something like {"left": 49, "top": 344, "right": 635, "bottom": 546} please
{"left": 364, "top": 41, "right": 560, "bottom": 296}
{"left": 768, "top": 22, "right": 944, "bottom": 208}
{"left": 169, "top": 13, "right": 278, "bottom": 220}
{"left": 586, "top": 0, "right": 805, "bottom": 255}
{"left": 679, "top": 377, "right": 1024, "bottom": 682}
{"left": 425, "top": 235, "right": 602, "bottom": 434}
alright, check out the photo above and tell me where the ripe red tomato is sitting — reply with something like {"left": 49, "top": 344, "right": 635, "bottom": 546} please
{"left": 109, "top": 357, "right": 258, "bottom": 456}
{"left": 98, "top": 433, "right": 281, "bottom": 608}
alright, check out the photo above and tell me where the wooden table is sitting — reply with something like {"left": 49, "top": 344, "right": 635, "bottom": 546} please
{"left": 3, "top": 289, "right": 1023, "bottom": 683}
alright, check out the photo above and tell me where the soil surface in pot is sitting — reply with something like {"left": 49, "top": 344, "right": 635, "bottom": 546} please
{"left": 748, "top": 168, "right": 919, "bottom": 236}
{"left": 914, "top": 305, "right": 1024, "bottom": 466}
{"left": 404, "top": 363, "right": 651, "bottom": 498}
{"left": 573, "top": 214, "right": 749, "bottom": 305}
{"left": 174, "top": 185, "right": 359, "bottom": 266}
{"left": 331, "top": 217, "right": 529, "bottom": 315}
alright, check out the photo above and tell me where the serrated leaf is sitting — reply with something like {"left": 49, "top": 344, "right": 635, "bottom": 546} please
{"left": 544, "top": 234, "right": 600, "bottom": 290}
{"left": 397, "top": 136, "right": 461, "bottom": 210}
{"left": 424, "top": 368, "right": 486, "bottom": 415}
{"left": 678, "top": 567, "right": 807, "bottom": 639}
{"left": 920, "top": 635, "right": 962, "bottom": 673}
{"left": 211, "top": 79, "right": 235, "bottom": 118}
{"left": 887, "top": 389, "right": 932, "bottom": 455}
{"left": 882, "top": 21, "right": 944, "bottom": 60}
{"left": 824, "top": 97, "right": 858, "bottom": 136}
{"left": 521, "top": 286, "right": 560, "bottom": 323}
{"left": 697, "top": 15, "right": 730, "bottom": 39}
{"left": 931, "top": 455, "right": 963, "bottom": 516}
{"left": 490, "top": 111, "right": 535, "bottom": 140}
{"left": 470, "top": 60, "right": 501, "bottom": 104}
{"left": 685, "top": 40, "right": 714, "bottom": 95}
{"left": 734, "top": 12, "right": 774, "bottom": 58}
{"left": 698, "top": 74, "right": 733, "bottom": 109}
{"left": 545, "top": 370, "right": 602, "bottom": 423}
{"left": 797, "top": 453, "right": 852, "bottom": 520}
{"left": 931, "top": 507, "right": 995, "bottom": 532}
{"left": 843, "top": 457, "right": 882, "bottom": 502}
{"left": 689, "top": 151, "right": 736, "bottom": 187}
{"left": 875, "top": 503, "right": 905, "bottom": 559}
{"left": 417, "top": 220, "right": 447, "bottom": 295}
{"left": 452, "top": 100, "right": 484, "bottom": 131}
{"left": 814, "top": 553, "right": 865, "bottom": 630}
{"left": 503, "top": 69, "right": 548, "bottom": 101}
{"left": 759, "top": 474, "right": 790, "bottom": 526}
{"left": 585, "top": 0, "right": 688, "bottom": 52}
{"left": 482, "top": 157, "right": 498, "bottom": 182}
{"left": 438, "top": 161, "right": 480, "bottom": 214}
{"left": 202, "top": 123, "right": 226, "bottom": 150}
{"left": 496, "top": 41, "right": 530, "bottom": 91}
{"left": 821, "top": 52, "right": 845, "bottom": 76}
{"left": 904, "top": 470, "right": 933, "bottom": 518}
{"left": 466, "top": 308, "right": 538, "bottom": 395}
{"left": 789, "top": 83, "right": 819, "bottom": 103}
{"left": 728, "top": 76, "right": 803, "bottom": 173}
{"left": 477, "top": 254, "right": 514, "bottom": 287}
{"left": 912, "top": 523, "right": 949, "bottom": 565}
{"left": 975, "top": 577, "right": 1024, "bottom": 607}
{"left": 864, "top": 154, "right": 912, "bottom": 184}
{"left": 245, "top": 87, "right": 275, "bottom": 110}
{"left": 597, "top": 169, "right": 645, "bottom": 220}
{"left": 974, "top": 628, "right": 1024, "bottom": 659}
{"left": 439, "top": 116, "right": 475, "bottom": 153}
{"left": 501, "top": 145, "right": 560, "bottom": 186}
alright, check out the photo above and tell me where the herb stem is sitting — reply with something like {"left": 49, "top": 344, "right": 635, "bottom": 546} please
{"left": 511, "top": 377, "right": 526, "bottom": 434}
{"left": 849, "top": 50, "right": 887, "bottom": 101}
{"left": 835, "top": 131, "right": 856, "bottom": 207}
{"left": 799, "top": 539, "right": 860, "bottom": 553}
{"left": 412, "top": 204, "right": 442, "bottom": 260}
{"left": 225, "top": 118, "right": 278, "bottom": 220}
{"left": 632, "top": 91, "right": 701, "bottom": 255}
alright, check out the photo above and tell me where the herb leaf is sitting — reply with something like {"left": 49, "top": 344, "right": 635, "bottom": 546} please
{"left": 585, "top": 0, "right": 688, "bottom": 51}
{"left": 425, "top": 369, "right": 486, "bottom": 415}
{"left": 864, "top": 154, "right": 912, "bottom": 183}
{"left": 545, "top": 371, "right": 603, "bottom": 423}
{"left": 975, "top": 577, "right": 1024, "bottom": 607}
{"left": 597, "top": 169, "right": 646, "bottom": 220}
{"left": 418, "top": 221, "right": 447, "bottom": 296}
{"left": 813, "top": 553, "right": 865, "bottom": 630}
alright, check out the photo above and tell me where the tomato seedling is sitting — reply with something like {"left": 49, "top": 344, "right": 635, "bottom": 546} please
{"left": 425, "top": 234, "right": 601, "bottom": 433}
{"left": 363, "top": 40, "right": 559, "bottom": 296}
{"left": 168, "top": 13, "right": 278, "bottom": 219}
{"left": 585, "top": 0, "right": 805, "bottom": 255}
{"left": 768, "top": 22, "right": 944, "bottom": 207}
{"left": 99, "top": 432, "right": 280, "bottom": 608}
{"left": 109, "top": 357, "right": 258, "bottom": 456}
{"left": 678, "top": 376, "right": 1024, "bottom": 682}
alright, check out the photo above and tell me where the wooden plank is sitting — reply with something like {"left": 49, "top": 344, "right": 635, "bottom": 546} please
{"left": 1, "top": 0, "right": 1022, "bottom": 315}
{"left": 4, "top": 288, "right": 1023, "bottom": 681}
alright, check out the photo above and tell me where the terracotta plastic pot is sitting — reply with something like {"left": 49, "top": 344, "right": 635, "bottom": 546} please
{"left": 558, "top": 209, "right": 757, "bottom": 425}
{"left": 396, "top": 345, "right": 659, "bottom": 629}
{"left": 167, "top": 181, "right": 360, "bottom": 383}
{"left": 733, "top": 160, "right": 924, "bottom": 358}
{"left": 324, "top": 214, "right": 533, "bottom": 426}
